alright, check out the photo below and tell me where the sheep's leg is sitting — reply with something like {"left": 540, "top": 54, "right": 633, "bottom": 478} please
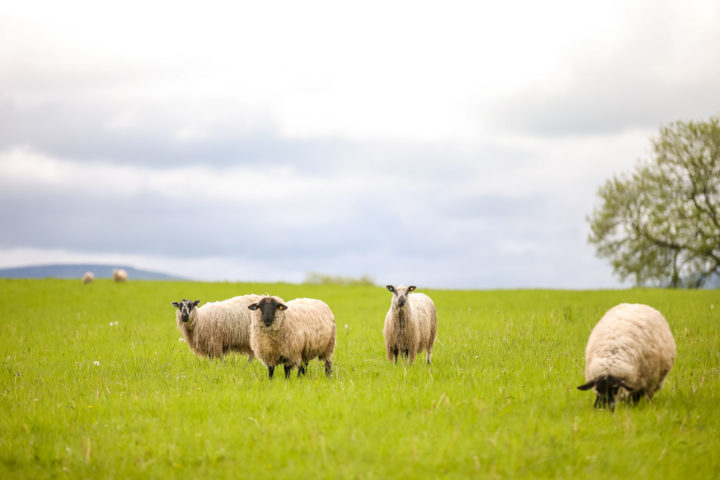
{"left": 284, "top": 365, "right": 293, "bottom": 379}
{"left": 393, "top": 347, "right": 399, "bottom": 364}
{"left": 386, "top": 345, "right": 395, "bottom": 363}
{"left": 407, "top": 350, "right": 415, "bottom": 365}
{"left": 427, "top": 350, "right": 432, "bottom": 365}
{"left": 631, "top": 390, "right": 644, "bottom": 404}
{"left": 208, "top": 340, "right": 223, "bottom": 359}
{"left": 324, "top": 360, "right": 332, "bottom": 377}
{"left": 247, "top": 352, "right": 254, "bottom": 364}
{"left": 297, "top": 362, "right": 308, "bottom": 377}
{"left": 268, "top": 366, "right": 275, "bottom": 379}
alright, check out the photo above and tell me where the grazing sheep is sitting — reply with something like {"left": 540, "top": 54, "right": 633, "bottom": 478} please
{"left": 248, "top": 296, "right": 336, "bottom": 379}
{"left": 577, "top": 303, "right": 676, "bottom": 411}
{"left": 384, "top": 285, "right": 437, "bottom": 365}
{"left": 172, "top": 295, "right": 261, "bottom": 360}
{"left": 113, "top": 268, "right": 128, "bottom": 282}
{"left": 82, "top": 272, "right": 94, "bottom": 284}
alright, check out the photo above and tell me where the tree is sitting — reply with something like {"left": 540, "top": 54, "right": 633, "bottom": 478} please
{"left": 587, "top": 116, "right": 720, "bottom": 288}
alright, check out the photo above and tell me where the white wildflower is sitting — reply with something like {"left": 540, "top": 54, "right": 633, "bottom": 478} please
{"left": 93, "top": 361, "right": 100, "bottom": 366}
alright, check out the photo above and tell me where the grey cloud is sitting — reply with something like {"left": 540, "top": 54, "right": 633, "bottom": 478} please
{"left": 0, "top": 176, "right": 569, "bottom": 280}
{"left": 493, "top": 76, "right": 720, "bottom": 136}
{"left": 0, "top": 98, "right": 527, "bottom": 178}
{"left": 0, "top": 101, "right": 370, "bottom": 171}
{"left": 0, "top": 181, "right": 616, "bottom": 288}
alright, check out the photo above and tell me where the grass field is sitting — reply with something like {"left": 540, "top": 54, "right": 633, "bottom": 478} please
{"left": 0, "top": 279, "right": 718, "bottom": 479}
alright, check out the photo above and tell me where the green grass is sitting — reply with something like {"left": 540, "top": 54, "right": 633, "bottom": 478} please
{"left": 0, "top": 279, "right": 718, "bottom": 478}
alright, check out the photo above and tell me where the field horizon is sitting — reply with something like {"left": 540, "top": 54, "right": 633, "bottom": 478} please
{"left": 1, "top": 279, "right": 717, "bottom": 478}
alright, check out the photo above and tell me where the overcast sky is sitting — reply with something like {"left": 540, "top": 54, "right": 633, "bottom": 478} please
{"left": 1, "top": 1, "right": 718, "bottom": 288}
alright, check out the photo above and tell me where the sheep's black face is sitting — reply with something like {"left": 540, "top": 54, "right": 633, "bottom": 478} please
{"left": 577, "top": 375, "right": 632, "bottom": 412}
{"left": 386, "top": 285, "right": 416, "bottom": 308}
{"left": 248, "top": 297, "right": 287, "bottom": 327}
{"left": 172, "top": 299, "right": 200, "bottom": 323}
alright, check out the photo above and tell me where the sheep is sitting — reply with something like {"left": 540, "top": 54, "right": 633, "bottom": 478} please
{"left": 113, "top": 268, "right": 128, "bottom": 282}
{"left": 247, "top": 296, "right": 336, "bottom": 379}
{"left": 577, "top": 303, "right": 676, "bottom": 411}
{"left": 383, "top": 285, "right": 437, "bottom": 365}
{"left": 82, "top": 272, "right": 94, "bottom": 284}
{"left": 172, "top": 295, "right": 262, "bottom": 360}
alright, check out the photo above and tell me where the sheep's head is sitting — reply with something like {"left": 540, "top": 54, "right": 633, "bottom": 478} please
{"left": 386, "top": 285, "right": 416, "bottom": 308}
{"left": 171, "top": 299, "right": 200, "bottom": 323}
{"left": 248, "top": 296, "right": 287, "bottom": 327}
{"left": 577, "top": 375, "right": 633, "bottom": 412}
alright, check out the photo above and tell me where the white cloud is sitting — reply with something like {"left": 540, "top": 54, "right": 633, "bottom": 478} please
{"left": 0, "top": 147, "right": 372, "bottom": 207}
{"left": 0, "top": 128, "right": 648, "bottom": 209}
{"left": 4, "top": 1, "right": 716, "bottom": 142}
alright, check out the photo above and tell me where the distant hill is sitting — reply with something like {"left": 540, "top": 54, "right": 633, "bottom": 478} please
{"left": 0, "top": 264, "right": 185, "bottom": 280}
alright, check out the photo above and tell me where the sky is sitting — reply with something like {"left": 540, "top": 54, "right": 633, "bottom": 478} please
{"left": 1, "top": 0, "right": 719, "bottom": 288}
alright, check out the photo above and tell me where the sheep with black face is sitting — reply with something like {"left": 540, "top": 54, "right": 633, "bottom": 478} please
{"left": 248, "top": 296, "right": 336, "bottom": 379}
{"left": 172, "top": 295, "right": 261, "bottom": 360}
{"left": 383, "top": 285, "right": 437, "bottom": 365}
{"left": 577, "top": 303, "right": 676, "bottom": 411}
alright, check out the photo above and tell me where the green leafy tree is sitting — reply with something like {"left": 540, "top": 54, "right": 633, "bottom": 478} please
{"left": 588, "top": 116, "right": 720, "bottom": 288}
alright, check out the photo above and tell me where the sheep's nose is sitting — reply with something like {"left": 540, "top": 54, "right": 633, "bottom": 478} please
{"left": 398, "top": 297, "right": 406, "bottom": 307}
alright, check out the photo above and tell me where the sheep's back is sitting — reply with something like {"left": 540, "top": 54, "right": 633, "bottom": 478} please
{"left": 285, "top": 298, "right": 336, "bottom": 360}
{"left": 408, "top": 293, "right": 436, "bottom": 336}
{"left": 195, "top": 295, "right": 262, "bottom": 349}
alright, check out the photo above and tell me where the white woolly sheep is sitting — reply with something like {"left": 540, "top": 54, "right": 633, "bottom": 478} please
{"left": 248, "top": 296, "right": 336, "bottom": 379}
{"left": 82, "top": 272, "right": 94, "bottom": 284}
{"left": 383, "top": 285, "right": 437, "bottom": 365}
{"left": 578, "top": 303, "right": 676, "bottom": 411}
{"left": 113, "top": 268, "right": 128, "bottom": 282}
{"left": 172, "top": 295, "right": 262, "bottom": 360}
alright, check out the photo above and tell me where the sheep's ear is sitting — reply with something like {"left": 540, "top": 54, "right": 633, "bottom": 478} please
{"left": 192, "top": 300, "right": 200, "bottom": 308}
{"left": 577, "top": 380, "right": 596, "bottom": 391}
{"left": 172, "top": 302, "right": 181, "bottom": 308}
{"left": 408, "top": 286, "right": 416, "bottom": 292}
{"left": 386, "top": 285, "right": 395, "bottom": 293}
{"left": 278, "top": 304, "right": 288, "bottom": 311}
{"left": 248, "top": 303, "right": 259, "bottom": 310}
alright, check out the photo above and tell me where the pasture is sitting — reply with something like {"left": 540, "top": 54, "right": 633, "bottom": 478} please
{"left": 0, "top": 279, "right": 718, "bottom": 478}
